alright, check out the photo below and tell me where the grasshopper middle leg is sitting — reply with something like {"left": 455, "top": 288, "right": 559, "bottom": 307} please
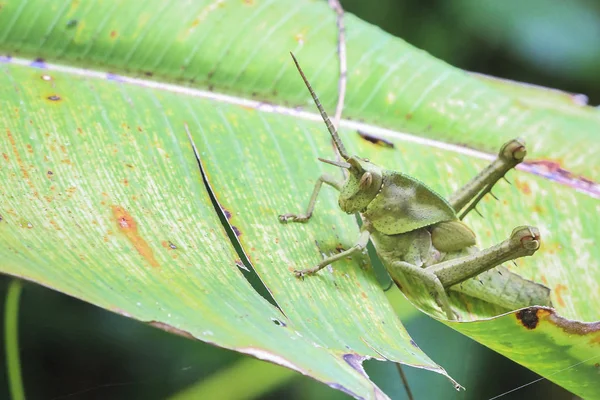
{"left": 448, "top": 139, "right": 526, "bottom": 219}
{"left": 294, "top": 229, "right": 371, "bottom": 278}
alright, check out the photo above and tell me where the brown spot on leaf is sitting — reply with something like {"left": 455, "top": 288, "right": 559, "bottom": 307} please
{"left": 111, "top": 205, "right": 159, "bottom": 268}
{"left": 532, "top": 204, "right": 544, "bottom": 214}
{"left": 162, "top": 240, "right": 177, "bottom": 250}
{"left": 148, "top": 321, "right": 194, "bottom": 339}
{"left": 514, "top": 178, "right": 531, "bottom": 195}
{"left": 357, "top": 130, "right": 394, "bottom": 148}
{"left": 6, "top": 129, "right": 35, "bottom": 191}
{"left": 554, "top": 284, "right": 567, "bottom": 308}
{"left": 516, "top": 308, "right": 540, "bottom": 329}
{"left": 232, "top": 226, "right": 241, "bottom": 236}
{"left": 2, "top": 153, "right": 8, "bottom": 161}
{"left": 223, "top": 208, "right": 232, "bottom": 219}
{"left": 110, "top": 30, "right": 117, "bottom": 39}
{"left": 405, "top": 113, "right": 413, "bottom": 120}
{"left": 47, "top": 95, "right": 61, "bottom": 102}
{"left": 49, "top": 220, "right": 61, "bottom": 230}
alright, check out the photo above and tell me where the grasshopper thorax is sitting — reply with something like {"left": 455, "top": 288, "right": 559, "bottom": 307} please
{"left": 337, "top": 156, "right": 383, "bottom": 214}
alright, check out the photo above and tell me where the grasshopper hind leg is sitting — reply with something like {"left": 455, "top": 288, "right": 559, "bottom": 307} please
{"left": 449, "top": 139, "right": 526, "bottom": 219}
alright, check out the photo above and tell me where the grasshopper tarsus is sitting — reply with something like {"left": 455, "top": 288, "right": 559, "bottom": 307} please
{"left": 509, "top": 225, "right": 541, "bottom": 254}
{"left": 294, "top": 269, "right": 314, "bottom": 279}
{"left": 500, "top": 138, "right": 527, "bottom": 162}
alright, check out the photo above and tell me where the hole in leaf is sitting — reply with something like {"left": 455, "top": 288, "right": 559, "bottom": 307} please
{"left": 271, "top": 318, "right": 286, "bottom": 327}
{"left": 186, "top": 130, "right": 280, "bottom": 310}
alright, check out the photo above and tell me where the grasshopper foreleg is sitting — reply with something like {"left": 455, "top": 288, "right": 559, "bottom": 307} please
{"left": 278, "top": 173, "right": 343, "bottom": 223}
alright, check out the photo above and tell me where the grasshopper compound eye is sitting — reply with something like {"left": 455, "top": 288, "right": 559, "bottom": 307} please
{"left": 359, "top": 172, "right": 373, "bottom": 189}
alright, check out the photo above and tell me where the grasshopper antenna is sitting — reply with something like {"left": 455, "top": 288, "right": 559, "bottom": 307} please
{"left": 290, "top": 52, "right": 350, "bottom": 161}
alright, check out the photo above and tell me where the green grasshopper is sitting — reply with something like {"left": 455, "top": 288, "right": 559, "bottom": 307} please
{"left": 279, "top": 53, "right": 552, "bottom": 320}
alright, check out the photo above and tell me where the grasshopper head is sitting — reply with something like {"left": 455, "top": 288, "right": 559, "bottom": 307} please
{"left": 321, "top": 156, "right": 383, "bottom": 214}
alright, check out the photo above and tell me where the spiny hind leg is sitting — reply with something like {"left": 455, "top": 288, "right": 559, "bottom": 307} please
{"left": 426, "top": 226, "right": 540, "bottom": 288}
{"left": 278, "top": 173, "right": 343, "bottom": 223}
{"left": 448, "top": 139, "right": 526, "bottom": 219}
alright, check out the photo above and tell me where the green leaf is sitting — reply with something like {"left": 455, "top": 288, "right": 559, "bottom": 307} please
{"left": 0, "top": 1, "right": 457, "bottom": 398}
{"left": 0, "top": 50, "right": 454, "bottom": 400}
{"left": 0, "top": 0, "right": 598, "bottom": 398}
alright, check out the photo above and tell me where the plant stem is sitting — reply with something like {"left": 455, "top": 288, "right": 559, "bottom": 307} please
{"left": 5, "top": 279, "right": 25, "bottom": 400}
{"left": 396, "top": 363, "right": 414, "bottom": 400}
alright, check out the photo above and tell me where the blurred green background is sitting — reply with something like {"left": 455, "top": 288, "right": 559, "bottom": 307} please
{"left": 2, "top": 0, "right": 597, "bottom": 398}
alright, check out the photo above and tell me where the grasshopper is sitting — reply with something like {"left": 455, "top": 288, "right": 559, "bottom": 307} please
{"left": 279, "top": 53, "right": 551, "bottom": 320}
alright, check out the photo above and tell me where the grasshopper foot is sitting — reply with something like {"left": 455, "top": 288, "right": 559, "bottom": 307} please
{"left": 279, "top": 213, "right": 310, "bottom": 223}
{"left": 294, "top": 264, "right": 323, "bottom": 278}
{"left": 510, "top": 225, "right": 541, "bottom": 254}
{"left": 499, "top": 138, "right": 527, "bottom": 162}
{"left": 293, "top": 269, "right": 311, "bottom": 279}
